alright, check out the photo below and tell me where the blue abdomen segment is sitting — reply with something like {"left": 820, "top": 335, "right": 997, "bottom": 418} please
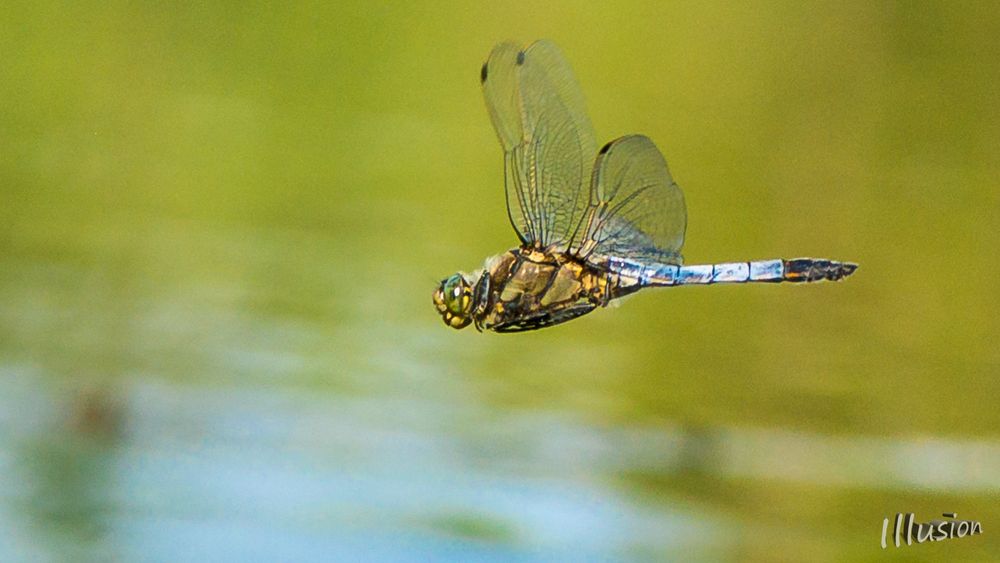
{"left": 749, "top": 259, "right": 784, "bottom": 281}
{"left": 711, "top": 262, "right": 750, "bottom": 282}
{"left": 677, "top": 265, "right": 713, "bottom": 284}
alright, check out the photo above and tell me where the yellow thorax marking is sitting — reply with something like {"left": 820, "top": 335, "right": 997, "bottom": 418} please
{"left": 524, "top": 249, "right": 549, "bottom": 263}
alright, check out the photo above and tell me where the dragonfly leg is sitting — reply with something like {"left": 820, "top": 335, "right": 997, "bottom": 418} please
{"left": 492, "top": 302, "right": 597, "bottom": 332}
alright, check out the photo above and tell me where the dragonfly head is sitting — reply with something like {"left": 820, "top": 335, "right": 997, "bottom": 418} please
{"left": 433, "top": 273, "right": 474, "bottom": 329}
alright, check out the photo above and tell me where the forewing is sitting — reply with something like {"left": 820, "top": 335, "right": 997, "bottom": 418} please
{"left": 578, "top": 135, "right": 687, "bottom": 265}
{"left": 481, "top": 40, "right": 597, "bottom": 248}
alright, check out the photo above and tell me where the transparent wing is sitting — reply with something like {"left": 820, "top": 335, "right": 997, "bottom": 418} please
{"left": 481, "top": 40, "right": 597, "bottom": 248}
{"left": 577, "top": 135, "right": 687, "bottom": 265}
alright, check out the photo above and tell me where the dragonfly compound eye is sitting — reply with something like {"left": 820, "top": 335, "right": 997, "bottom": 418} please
{"left": 434, "top": 274, "right": 473, "bottom": 329}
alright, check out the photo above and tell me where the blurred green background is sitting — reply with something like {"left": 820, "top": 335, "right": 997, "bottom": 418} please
{"left": 1, "top": 1, "right": 998, "bottom": 561}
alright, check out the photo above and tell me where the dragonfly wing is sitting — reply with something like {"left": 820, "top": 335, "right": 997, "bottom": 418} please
{"left": 578, "top": 135, "right": 687, "bottom": 265}
{"left": 481, "top": 40, "right": 597, "bottom": 248}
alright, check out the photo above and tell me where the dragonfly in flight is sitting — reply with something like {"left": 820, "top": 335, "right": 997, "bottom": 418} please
{"left": 433, "top": 40, "right": 857, "bottom": 332}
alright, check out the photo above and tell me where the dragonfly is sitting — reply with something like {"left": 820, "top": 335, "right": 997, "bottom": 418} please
{"left": 433, "top": 40, "right": 857, "bottom": 332}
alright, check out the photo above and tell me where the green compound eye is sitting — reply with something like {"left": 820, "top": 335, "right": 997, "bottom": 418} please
{"left": 442, "top": 274, "right": 468, "bottom": 315}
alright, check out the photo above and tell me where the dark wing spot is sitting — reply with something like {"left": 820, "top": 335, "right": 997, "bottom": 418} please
{"left": 516, "top": 51, "right": 525, "bottom": 65}
{"left": 599, "top": 141, "right": 614, "bottom": 155}
{"left": 480, "top": 62, "right": 488, "bottom": 83}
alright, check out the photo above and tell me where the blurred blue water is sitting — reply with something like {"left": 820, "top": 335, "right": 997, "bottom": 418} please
{"left": 1, "top": 220, "right": 997, "bottom": 561}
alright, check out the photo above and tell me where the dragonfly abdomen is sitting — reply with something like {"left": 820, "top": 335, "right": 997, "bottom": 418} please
{"left": 608, "top": 257, "right": 857, "bottom": 287}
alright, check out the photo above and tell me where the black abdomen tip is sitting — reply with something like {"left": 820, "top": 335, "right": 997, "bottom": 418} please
{"left": 480, "top": 62, "right": 488, "bottom": 83}
{"left": 784, "top": 258, "right": 859, "bottom": 282}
